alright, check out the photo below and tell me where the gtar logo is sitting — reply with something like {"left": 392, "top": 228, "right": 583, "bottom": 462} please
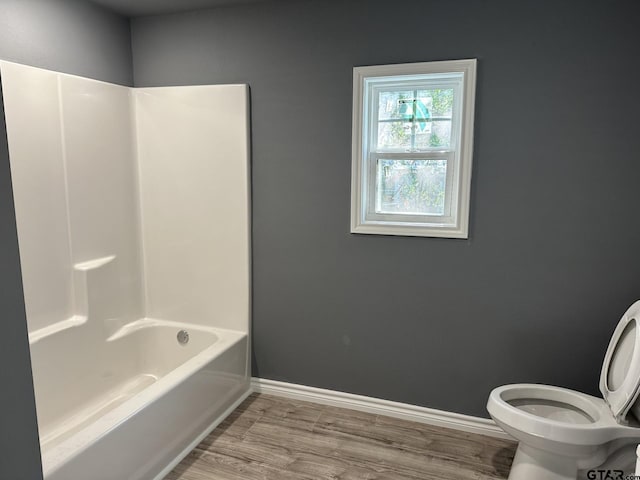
{"left": 586, "top": 470, "right": 624, "bottom": 480}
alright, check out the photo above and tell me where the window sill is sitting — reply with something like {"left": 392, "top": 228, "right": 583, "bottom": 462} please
{"left": 351, "top": 220, "right": 468, "bottom": 239}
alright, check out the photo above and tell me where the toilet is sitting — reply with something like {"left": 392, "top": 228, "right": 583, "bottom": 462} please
{"left": 487, "top": 300, "right": 640, "bottom": 479}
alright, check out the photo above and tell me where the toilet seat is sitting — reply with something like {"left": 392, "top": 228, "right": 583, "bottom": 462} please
{"left": 487, "top": 384, "right": 622, "bottom": 447}
{"left": 600, "top": 300, "right": 640, "bottom": 422}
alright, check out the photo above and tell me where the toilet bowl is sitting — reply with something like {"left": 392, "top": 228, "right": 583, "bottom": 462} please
{"left": 487, "top": 300, "right": 640, "bottom": 480}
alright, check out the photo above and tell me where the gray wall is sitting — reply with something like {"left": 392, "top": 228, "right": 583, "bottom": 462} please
{"left": 132, "top": 0, "right": 640, "bottom": 417}
{"left": 0, "top": 0, "right": 133, "bottom": 85}
{"left": 0, "top": 78, "right": 42, "bottom": 480}
{"left": 0, "top": 1, "right": 132, "bottom": 477}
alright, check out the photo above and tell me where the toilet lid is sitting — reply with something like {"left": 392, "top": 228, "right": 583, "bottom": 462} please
{"left": 600, "top": 300, "right": 640, "bottom": 422}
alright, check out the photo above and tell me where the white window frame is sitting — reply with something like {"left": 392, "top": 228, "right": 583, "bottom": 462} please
{"left": 350, "top": 59, "right": 477, "bottom": 238}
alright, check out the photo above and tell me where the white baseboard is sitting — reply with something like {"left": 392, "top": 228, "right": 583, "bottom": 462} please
{"left": 251, "top": 378, "right": 512, "bottom": 441}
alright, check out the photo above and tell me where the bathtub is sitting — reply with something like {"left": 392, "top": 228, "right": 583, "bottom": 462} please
{"left": 29, "top": 318, "right": 250, "bottom": 480}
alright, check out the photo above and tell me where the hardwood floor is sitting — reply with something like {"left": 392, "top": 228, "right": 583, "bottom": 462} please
{"left": 166, "top": 393, "right": 516, "bottom": 480}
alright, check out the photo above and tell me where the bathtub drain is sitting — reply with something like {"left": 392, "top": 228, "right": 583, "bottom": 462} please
{"left": 177, "top": 330, "right": 190, "bottom": 345}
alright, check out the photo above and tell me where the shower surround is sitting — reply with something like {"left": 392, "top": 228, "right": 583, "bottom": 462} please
{"left": 1, "top": 61, "right": 251, "bottom": 480}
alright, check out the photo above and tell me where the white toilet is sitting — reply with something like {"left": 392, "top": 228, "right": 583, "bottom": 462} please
{"left": 487, "top": 300, "right": 640, "bottom": 479}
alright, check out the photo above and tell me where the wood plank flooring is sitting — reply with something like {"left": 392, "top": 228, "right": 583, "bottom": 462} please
{"left": 166, "top": 393, "right": 516, "bottom": 480}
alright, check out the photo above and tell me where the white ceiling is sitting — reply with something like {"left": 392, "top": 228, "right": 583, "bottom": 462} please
{"left": 90, "top": 0, "right": 273, "bottom": 17}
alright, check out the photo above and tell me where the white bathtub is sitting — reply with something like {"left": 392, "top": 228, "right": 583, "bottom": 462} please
{"left": 29, "top": 318, "right": 250, "bottom": 480}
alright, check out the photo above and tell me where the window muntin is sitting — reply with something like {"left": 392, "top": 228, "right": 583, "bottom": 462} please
{"left": 375, "top": 86, "right": 456, "bottom": 151}
{"left": 351, "top": 60, "right": 476, "bottom": 238}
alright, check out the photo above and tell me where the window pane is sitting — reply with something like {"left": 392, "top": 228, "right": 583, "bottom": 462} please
{"left": 414, "top": 130, "right": 433, "bottom": 149}
{"left": 377, "top": 121, "right": 412, "bottom": 149}
{"left": 417, "top": 88, "right": 454, "bottom": 117}
{"left": 376, "top": 159, "right": 447, "bottom": 215}
{"left": 431, "top": 120, "right": 453, "bottom": 148}
{"left": 378, "top": 91, "right": 414, "bottom": 120}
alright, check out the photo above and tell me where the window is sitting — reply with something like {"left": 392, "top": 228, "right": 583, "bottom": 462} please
{"left": 351, "top": 59, "right": 477, "bottom": 238}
